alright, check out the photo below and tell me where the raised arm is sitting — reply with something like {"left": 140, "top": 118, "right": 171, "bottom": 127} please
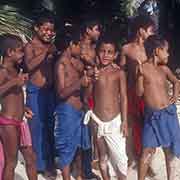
{"left": 0, "top": 70, "right": 28, "bottom": 96}
{"left": 162, "top": 66, "right": 180, "bottom": 103}
{"left": 24, "top": 43, "right": 48, "bottom": 72}
{"left": 56, "top": 59, "right": 90, "bottom": 99}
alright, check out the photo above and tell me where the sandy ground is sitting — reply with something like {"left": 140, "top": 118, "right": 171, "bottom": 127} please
{"left": 15, "top": 148, "right": 180, "bottom": 180}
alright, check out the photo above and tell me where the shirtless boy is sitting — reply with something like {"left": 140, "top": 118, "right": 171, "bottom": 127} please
{"left": 0, "top": 34, "right": 37, "bottom": 180}
{"left": 24, "top": 15, "right": 56, "bottom": 176}
{"left": 137, "top": 35, "right": 180, "bottom": 180}
{"left": 54, "top": 31, "right": 91, "bottom": 180}
{"left": 80, "top": 20, "right": 101, "bottom": 179}
{"left": 80, "top": 20, "right": 101, "bottom": 67}
{"left": 84, "top": 37, "right": 128, "bottom": 180}
{"left": 120, "top": 15, "right": 155, "bottom": 159}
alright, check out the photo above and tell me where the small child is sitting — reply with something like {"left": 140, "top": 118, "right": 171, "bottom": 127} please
{"left": 136, "top": 34, "right": 180, "bottom": 180}
{"left": 84, "top": 36, "right": 128, "bottom": 180}
{"left": 0, "top": 34, "right": 37, "bottom": 180}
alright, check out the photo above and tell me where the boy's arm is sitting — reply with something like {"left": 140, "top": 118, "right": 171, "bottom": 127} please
{"left": 0, "top": 71, "right": 28, "bottom": 96}
{"left": 24, "top": 106, "right": 34, "bottom": 119}
{"left": 56, "top": 60, "right": 90, "bottom": 99}
{"left": 24, "top": 43, "right": 48, "bottom": 72}
{"left": 162, "top": 66, "right": 180, "bottom": 103}
{"left": 119, "top": 69, "right": 128, "bottom": 137}
{"left": 83, "top": 82, "right": 93, "bottom": 105}
{"left": 119, "top": 46, "right": 127, "bottom": 70}
{"left": 0, "top": 70, "right": 18, "bottom": 96}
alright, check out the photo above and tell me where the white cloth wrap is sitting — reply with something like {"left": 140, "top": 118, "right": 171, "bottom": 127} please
{"left": 84, "top": 110, "right": 128, "bottom": 176}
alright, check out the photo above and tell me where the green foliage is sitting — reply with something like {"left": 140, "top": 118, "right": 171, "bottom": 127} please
{"left": 115, "top": 0, "right": 137, "bottom": 18}
{"left": 0, "top": 5, "right": 33, "bottom": 42}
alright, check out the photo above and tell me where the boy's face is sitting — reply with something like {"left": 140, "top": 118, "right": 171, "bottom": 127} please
{"left": 35, "top": 22, "right": 56, "bottom": 43}
{"left": 98, "top": 43, "right": 117, "bottom": 66}
{"left": 157, "top": 41, "right": 169, "bottom": 65}
{"left": 141, "top": 25, "right": 154, "bottom": 40}
{"left": 10, "top": 45, "right": 24, "bottom": 64}
{"left": 87, "top": 25, "right": 101, "bottom": 41}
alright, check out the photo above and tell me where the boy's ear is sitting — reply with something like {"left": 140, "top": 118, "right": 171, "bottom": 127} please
{"left": 139, "top": 27, "right": 145, "bottom": 36}
{"left": 34, "top": 25, "right": 39, "bottom": 32}
{"left": 154, "top": 48, "right": 159, "bottom": 57}
{"left": 86, "top": 27, "right": 91, "bottom": 34}
{"left": 6, "top": 48, "right": 13, "bottom": 57}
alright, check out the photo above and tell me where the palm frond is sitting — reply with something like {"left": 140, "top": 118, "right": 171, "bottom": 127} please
{"left": 0, "top": 5, "right": 33, "bottom": 43}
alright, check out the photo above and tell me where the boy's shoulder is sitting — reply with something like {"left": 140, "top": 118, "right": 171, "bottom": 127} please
{"left": 0, "top": 65, "right": 9, "bottom": 81}
{"left": 56, "top": 53, "right": 69, "bottom": 67}
{"left": 0, "top": 65, "right": 8, "bottom": 74}
{"left": 24, "top": 41, "right": 36, "bottom": 54}
{"left": 158, "top": 64, "right": 170, "bottom": 72}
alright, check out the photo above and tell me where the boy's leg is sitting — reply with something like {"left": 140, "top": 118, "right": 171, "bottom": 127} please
{"left": 138, "top": 147, "right": 155, "bottom": 180}
{"left": 62, "top": 165, "right": 71, "bottom": 180}
{"left": 117, "top": 172, "right": 126, "bottom": 180}
{"left": 82, "top": 148, "right": 92, "bottom": 177}
{"left": 75, "top": 150, "right": 83, "bottom": 180}
{"left": 163, "top": 148, "right": 175, "bottom": 180}
{"left": 20, "top": 146, "right": 37, "bottom": 180}
{"left": 0, "top": 126, "right": 19, "bottom": 180}
{"left": 96, "top": 137, "right": 109, "bottom": 180}
{"left": 82, "top": 124, "right": 99, "bottom": 179}
{"left": 0, "top": 141, "right": 4, "bottom": 180}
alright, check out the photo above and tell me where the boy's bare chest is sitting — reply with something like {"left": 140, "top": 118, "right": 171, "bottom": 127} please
{"left": 127, "top": 46, "right": 147, "bottom": 63}
{"left": 144, "top": 68, "right": 166, "bottom": 85}
{"left": 97, "top": 70, "right": 119, "bottom": 87}
{"left": 6, "top": 73, "right": 22, "bottom": 94}
{"left": 64, "top": 59, "right": 84, "bottom": 80}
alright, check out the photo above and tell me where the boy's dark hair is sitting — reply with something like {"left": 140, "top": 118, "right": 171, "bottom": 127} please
{"left": 96, "top": 35, "right": 119, "bottom": 52}
{"left": 81, "top": 19, "right": 101, "bottom": 35}
{"left": 144, "top": 35, "right": 167, "bottom": 58}
{"left": 0, "top": 34, "right": 22, "bottom": 56}
{"left": 131, "top": 15, "right": 155, "bottom": 38}
{"left": 58, "top": 30, "right": 81, "bottom": 51}
{"left": 34, "top": 13, "right": 56, "bottom": 29}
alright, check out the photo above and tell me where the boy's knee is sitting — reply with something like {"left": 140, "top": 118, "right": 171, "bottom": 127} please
{"left": 5, "top": 159, "right": 17, "bottom": 170}
{"left": 142, "top": 148, "right": 155, "bottom": 164}
{"left": 25, "top": 152, "right": 36, "bottom": 166}
{"left": 99, "top": 155, "right": 108, "bottom": 171}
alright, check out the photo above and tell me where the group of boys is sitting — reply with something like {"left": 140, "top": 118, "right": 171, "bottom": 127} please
{"left": 0, "top": 13, "right": 180, "bottom": 180}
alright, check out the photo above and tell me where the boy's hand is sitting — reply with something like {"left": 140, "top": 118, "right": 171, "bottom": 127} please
{"left": 16, "top": 73, "right": 29, "bottom": 86}
{"left": 136, "top": 59, "right": 143, "bottom": 75}
{"left": 80, "top": 47, "right": 96, "bottom": 66}
{"left": 46, "top": 44, "right": 56, "bottom": 60}
{"left": 24, "top": 107, "right": 34, "bottom": 119}
{"left": 94, "top": 66, "right": 100, "bottom": 80}
{"left": 47, "top": 44, "right": 56, "bottom": 55}
{"left": 169, "top": 96, "right": 178, "bottom": 104}
{"left": 81, "top": 71, "right": 91, "bottom": 87}
{"left": 86, "top": 66, "right": 94, "bottom": 77}
{"left": 121, "top": 121, "right": 128, "bottom": 137}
